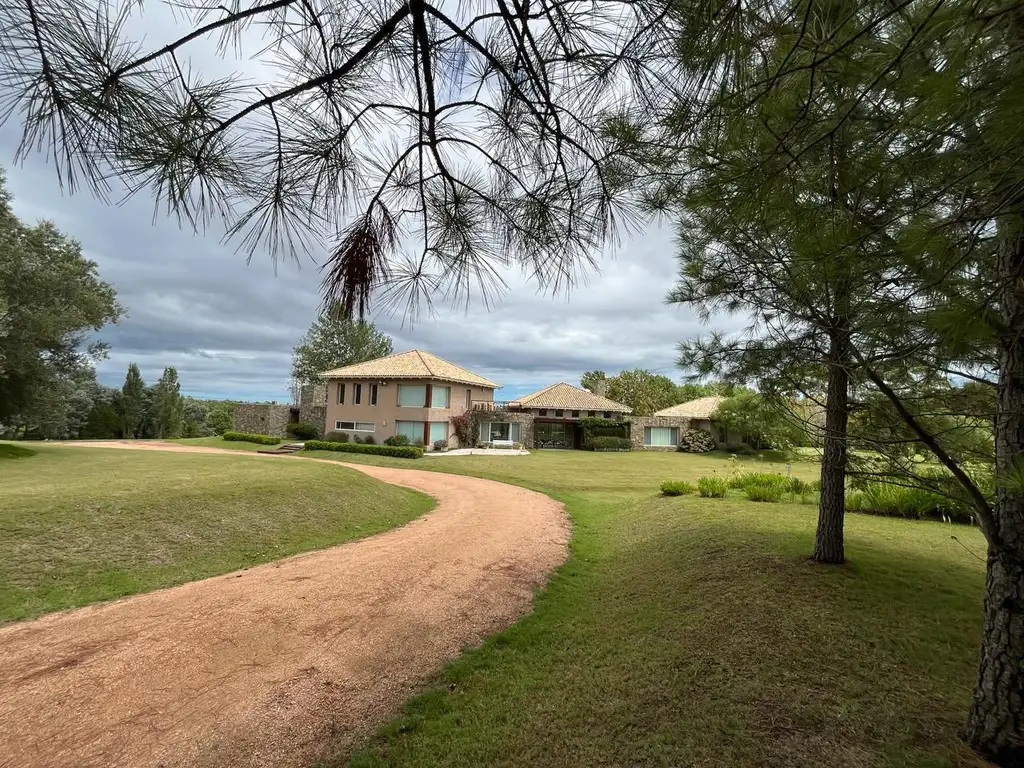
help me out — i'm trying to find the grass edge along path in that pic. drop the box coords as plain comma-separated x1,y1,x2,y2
0,443,434,622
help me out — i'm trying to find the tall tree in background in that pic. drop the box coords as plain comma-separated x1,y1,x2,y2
120,364,145,439
152,367,184,438
0,171,121,428
605,369,679,416
292,305,393,385
580,371,607,394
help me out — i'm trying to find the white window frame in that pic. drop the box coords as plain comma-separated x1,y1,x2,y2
643,426,678,447
335,420,375,432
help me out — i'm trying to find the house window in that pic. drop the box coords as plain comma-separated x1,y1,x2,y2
588,410,596,417
479,421,521,442
371,384,378,405
398,384,427,407
354,383,362,405
555,409,564,417
396,420,425,443
429,422,447,444
603,411,611,418
539,409,548,416
536,421,568,448
466,389,472,409
335,421,375,432
337,383,345,404
644,426,679,447
433,386,451,408
572,410,580,418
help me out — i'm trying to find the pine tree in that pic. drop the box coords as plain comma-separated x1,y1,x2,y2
120,364,145,439
152,368,184,439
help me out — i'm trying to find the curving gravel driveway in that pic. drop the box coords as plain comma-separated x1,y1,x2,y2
0,445,569,768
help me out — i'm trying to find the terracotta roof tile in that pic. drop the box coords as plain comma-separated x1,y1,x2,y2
321,350,501,388
653,396,726,419
511,382,632,413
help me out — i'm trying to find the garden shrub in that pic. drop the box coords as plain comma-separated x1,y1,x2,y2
362,435,376,445
745,482,784,502
845,480,976,525
223,431,282,445
677,429,716,453
661,480,696,496
451,413,473,447
728,472,788,490
303,440,423,459
384,434,411,446
433,439,449,451
787,477,813,500
286,422,320,440
324,431,349,442
592,436,631,451
697,477,728,498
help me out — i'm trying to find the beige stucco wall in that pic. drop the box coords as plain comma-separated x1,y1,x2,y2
324,377,494,445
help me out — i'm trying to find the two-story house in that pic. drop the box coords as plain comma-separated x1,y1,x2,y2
322,350,500,446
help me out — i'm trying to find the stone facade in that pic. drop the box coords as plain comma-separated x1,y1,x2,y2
298,384,328,435
469,410,535,448
233,403,295,437
629,415,691,451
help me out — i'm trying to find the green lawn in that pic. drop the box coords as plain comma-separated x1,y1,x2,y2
172,435,273,451
299,448,986,768
0,443,433,622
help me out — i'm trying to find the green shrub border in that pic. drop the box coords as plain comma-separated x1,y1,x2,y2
223,431,283,445
303,440,423,459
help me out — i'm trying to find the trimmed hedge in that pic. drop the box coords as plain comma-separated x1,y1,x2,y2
303,440,423,459
223,431,282,445
592,436,631,451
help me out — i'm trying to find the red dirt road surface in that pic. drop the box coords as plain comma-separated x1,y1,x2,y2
0,447,569,768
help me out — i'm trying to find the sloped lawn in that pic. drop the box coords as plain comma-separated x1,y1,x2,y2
0,443,433,622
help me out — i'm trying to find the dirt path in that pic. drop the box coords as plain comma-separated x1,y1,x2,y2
0,443,569,768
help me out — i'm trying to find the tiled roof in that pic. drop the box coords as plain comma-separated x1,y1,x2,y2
511,382,632,413
654,395,726,420
321,350,501,388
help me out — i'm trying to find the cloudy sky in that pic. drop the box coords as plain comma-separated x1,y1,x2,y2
0,5,743,403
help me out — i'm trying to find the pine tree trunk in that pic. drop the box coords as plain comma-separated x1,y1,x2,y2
813,331,850,564
966,211,1024,765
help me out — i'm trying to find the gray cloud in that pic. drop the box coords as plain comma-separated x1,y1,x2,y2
0,8,747,403
0,141,748,401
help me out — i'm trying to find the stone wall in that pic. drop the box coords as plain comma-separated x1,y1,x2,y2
629,415,691,451
233,404,294,437
298,384,328,436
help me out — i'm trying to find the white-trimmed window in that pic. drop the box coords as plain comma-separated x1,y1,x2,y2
644,426,679,447
479,421,521,442
432,386,451,408
398,384,427,407
335,421,375,432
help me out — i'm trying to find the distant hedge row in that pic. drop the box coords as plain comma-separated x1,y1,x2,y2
223,431,282,445
303,440,423,459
